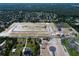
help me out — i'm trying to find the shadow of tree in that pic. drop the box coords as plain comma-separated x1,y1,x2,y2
49,46,56,56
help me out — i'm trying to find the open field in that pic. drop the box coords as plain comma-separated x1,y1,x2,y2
13,23,47,32
3,22,54,38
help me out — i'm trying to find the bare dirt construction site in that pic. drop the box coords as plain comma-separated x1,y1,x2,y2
0,22,70,56
5,22,54,38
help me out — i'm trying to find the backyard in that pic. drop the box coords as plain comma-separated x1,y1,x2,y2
9,38,26,56
26,38,40,56
62,39,79,56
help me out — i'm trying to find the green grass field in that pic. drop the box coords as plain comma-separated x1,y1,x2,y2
62,39,79,56
26,38,40,56
9,38,26,56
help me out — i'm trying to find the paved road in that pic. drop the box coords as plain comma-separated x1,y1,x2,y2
22,38,27,53
40,40,51,56
46,23,69,56
48,37,69,56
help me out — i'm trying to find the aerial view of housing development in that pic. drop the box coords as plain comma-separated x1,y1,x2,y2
0,3,79,56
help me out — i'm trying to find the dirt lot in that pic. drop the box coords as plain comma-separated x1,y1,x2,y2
5,22,55,38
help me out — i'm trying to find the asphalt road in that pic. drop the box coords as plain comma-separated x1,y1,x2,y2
48,37,69,56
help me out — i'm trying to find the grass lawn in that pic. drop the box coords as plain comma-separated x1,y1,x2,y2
26,38,40,56
9,38,26,56
63,39,69,47
55,22,70,28
75,34,79,40
62,23,70,28
68,48,79,56
62,39,79,56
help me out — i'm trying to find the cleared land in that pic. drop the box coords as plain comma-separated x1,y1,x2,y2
4,22,54,38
